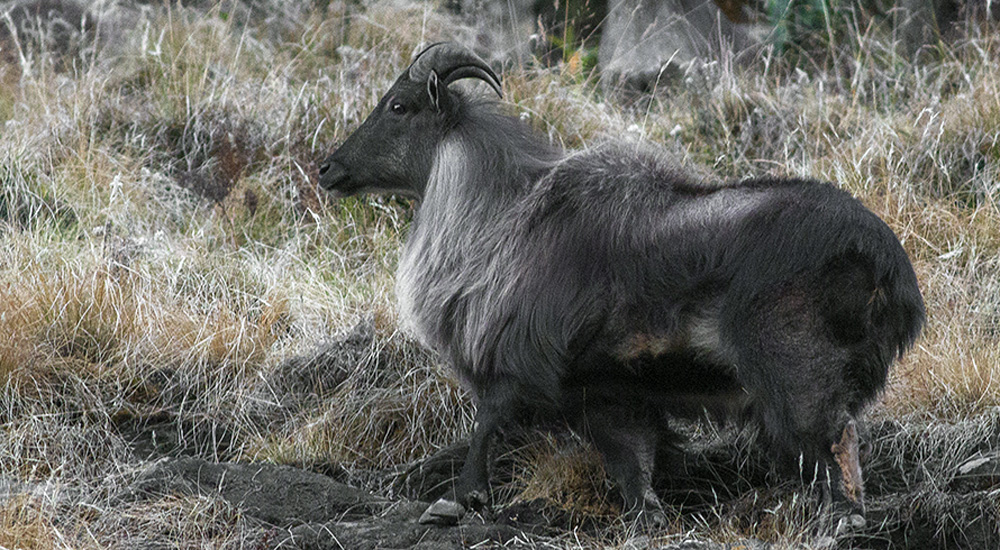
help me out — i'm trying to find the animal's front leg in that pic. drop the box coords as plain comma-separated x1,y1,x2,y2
419,395,504,525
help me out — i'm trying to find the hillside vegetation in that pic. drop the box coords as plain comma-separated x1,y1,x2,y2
1,1,998,548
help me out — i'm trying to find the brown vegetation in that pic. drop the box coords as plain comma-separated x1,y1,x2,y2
0,1,998,548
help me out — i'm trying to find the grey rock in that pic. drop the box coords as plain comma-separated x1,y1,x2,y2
848,490,1000,549
448,0,538,66
598,0,760,94
894,0,978,57
418,497,466,525
951,452,1000,492
115,409,239,461
266,321,375,406
0,0,95,67
277,502,522,550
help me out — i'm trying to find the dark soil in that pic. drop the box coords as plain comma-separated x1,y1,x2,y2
108,406,999,549
15,328,995,550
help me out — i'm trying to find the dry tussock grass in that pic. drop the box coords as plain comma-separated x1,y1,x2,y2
97,495,255,549
253,323,474,471
507,434,618,521
0,1,998,547
0,495,60,550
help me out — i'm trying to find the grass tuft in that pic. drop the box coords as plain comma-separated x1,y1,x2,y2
0,495,59,550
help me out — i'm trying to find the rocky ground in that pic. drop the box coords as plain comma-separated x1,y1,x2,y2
6,329,995,549
105,411,1000,548
104,443,1000,549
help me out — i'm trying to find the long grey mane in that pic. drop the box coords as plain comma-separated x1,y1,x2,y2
396,101,562,383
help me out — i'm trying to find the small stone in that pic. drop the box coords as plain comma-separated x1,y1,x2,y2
951,453,1000,492
835,513,867,535
813,535,837,549
418,498,466,525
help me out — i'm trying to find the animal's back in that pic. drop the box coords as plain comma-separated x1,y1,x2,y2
504,144,924,407
514,146,924,513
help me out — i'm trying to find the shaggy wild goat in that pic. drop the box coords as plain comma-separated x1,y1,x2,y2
317,42,925,526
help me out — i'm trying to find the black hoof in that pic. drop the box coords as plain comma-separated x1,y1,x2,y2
462,489,489,511
633,508,669,531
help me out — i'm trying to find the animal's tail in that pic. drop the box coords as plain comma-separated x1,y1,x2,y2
816,211,925,401
869,236,926,366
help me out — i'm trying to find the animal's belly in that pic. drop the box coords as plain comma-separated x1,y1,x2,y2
563,351,747,421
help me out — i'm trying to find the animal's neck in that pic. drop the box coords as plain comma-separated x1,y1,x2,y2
418,112,560,229
395,112,560,352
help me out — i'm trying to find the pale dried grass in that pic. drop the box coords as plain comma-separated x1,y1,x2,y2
0,1,997,548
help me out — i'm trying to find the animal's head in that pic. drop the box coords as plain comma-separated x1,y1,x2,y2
317,42,502,199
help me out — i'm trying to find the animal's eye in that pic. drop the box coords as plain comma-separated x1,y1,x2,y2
390,101,407,115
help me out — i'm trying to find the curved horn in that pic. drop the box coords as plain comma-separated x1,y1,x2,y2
408,42,502,98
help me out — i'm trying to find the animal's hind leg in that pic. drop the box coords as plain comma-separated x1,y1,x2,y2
729,290,870,515
831,419,865,512
579,405,666,526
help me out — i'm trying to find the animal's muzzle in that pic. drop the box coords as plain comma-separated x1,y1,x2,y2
318,159,349,192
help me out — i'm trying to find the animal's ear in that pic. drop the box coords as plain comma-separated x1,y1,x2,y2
427,70,442,111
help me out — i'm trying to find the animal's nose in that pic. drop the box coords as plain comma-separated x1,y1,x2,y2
318,160,348,190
